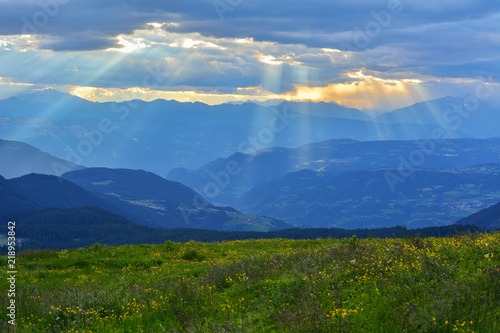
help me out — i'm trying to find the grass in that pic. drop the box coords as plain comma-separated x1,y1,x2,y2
1,232,499,332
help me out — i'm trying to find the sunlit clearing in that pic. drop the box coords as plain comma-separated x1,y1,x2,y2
284,71,426,110
112,35,150,53
69,86,277,105
146,22,164,29
182,39,224,49
67,71,429,112
260,55,283,66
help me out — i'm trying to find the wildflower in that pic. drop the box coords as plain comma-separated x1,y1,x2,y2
485,243,489,247
485,254,489,258
350,259,356,264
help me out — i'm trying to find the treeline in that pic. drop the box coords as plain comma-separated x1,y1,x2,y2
0,206,484,251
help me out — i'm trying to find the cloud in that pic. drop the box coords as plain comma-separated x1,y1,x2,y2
1,1,497,54
0,76,35,86
60,71,438,110
0,0,497,109
66,85,280,105
0,76,40,99
281,71,424,110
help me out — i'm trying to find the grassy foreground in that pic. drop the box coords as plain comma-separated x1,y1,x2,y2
1,232,499,332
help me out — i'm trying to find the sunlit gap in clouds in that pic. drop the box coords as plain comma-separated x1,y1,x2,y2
68,40,134,102
54,23,431,112
68,71,429,115
284,71,424,110
353,71,431,140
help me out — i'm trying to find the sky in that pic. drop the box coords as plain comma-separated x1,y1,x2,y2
0,0,498,111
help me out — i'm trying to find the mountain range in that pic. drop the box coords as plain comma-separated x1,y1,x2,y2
235,165,500,229
167,138,500,206
0,139,84,178
62,167,287,231
1,90,499,244
0,168,288,232
2,90,498,175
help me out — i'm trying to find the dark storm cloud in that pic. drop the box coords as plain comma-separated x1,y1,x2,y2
0,0,497,85
40,33,121,51
1,0,497,50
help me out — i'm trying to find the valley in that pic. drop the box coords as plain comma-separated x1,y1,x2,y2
1,92,499,242
1,3,498,331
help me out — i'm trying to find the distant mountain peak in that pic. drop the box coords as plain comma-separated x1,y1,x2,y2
375,95,499,129
0,139,84,179
277,100,372,121
15,88,91,104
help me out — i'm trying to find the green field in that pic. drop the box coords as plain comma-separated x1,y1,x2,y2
1,232,499,332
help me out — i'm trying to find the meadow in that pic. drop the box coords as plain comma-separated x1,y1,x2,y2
1,232,499,332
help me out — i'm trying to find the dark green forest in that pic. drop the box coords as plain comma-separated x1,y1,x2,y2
0,206,483,250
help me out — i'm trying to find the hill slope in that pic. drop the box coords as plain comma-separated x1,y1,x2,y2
168,138,500,206
63,167,207,208
456,201,500,230
376,96,500,138
9,174,122,212
235,166,500,229
0,206,141,249
0,169,287,232
62,168,288,231
0,175,41,210
0,139,83,178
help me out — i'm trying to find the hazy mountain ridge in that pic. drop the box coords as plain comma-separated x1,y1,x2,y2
2,91,492,174
62,168,209,208
0,139,288,231
235,166,500,229
60,167,289,231
0,166,288,231
2,173,125,215
376,96,500,138
168,137,500,206
0,139,84,178
1,91,499,232
455,201,500,230
0,175,41,211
